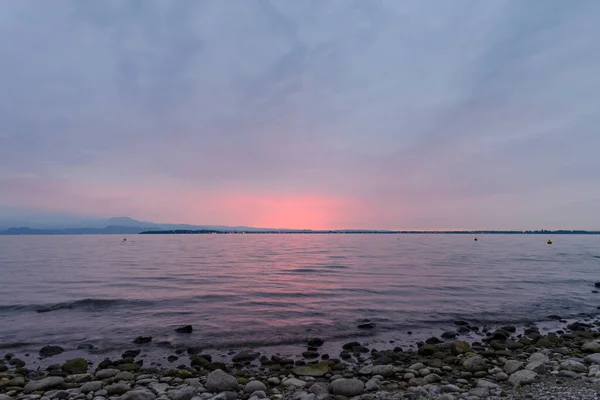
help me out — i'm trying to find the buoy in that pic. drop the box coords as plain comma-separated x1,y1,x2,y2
547,239,552,245
474,237,478,241
123,237,127,242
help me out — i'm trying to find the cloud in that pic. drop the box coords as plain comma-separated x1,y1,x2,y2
1,0,599,229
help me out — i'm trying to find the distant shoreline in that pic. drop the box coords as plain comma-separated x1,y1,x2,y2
139,229,600,235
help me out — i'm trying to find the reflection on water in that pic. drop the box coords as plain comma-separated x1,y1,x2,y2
0,234,599,351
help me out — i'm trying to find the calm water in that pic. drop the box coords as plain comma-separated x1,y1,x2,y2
1,234,599,358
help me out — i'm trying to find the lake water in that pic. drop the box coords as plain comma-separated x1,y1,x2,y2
1,234,599,363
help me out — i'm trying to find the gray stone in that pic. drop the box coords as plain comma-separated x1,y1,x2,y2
0,395,13,400
206,370,238,393
65,374,92,384
95,369,120,379
441,384,460,393
495,372,509,381
266,377,280,385
24,377,65,394
468,387,489,398
149,383,170,395
282,378,306,388
249,391,266,399
365,378,380,391
439,395,455,400
105,383,131,396
167,386,198,400
209,392,237,400
582,341,600,353
409,363,426,371
8,376,25,386
404,373,415,380
503,360,523,375
463,356,487,373
558,370,581,379
330,378,364,397
243,381,266,394
95,390,108,397
476,379,499,389
371,365,394,377
358,365,373,375
81,382,104,394
585,353,600,365
560,360,588,373
308,382,329,396
508,370,537,386
526,361,546,373
120,389,156,400
115,371,134,381
424,373,441,383
528,353,549,363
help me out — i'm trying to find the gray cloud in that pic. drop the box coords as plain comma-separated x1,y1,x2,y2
1,0,599,229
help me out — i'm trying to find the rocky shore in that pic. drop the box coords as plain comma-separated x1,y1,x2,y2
3,318,600,400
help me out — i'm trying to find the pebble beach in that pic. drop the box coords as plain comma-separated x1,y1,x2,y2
4,315,600,400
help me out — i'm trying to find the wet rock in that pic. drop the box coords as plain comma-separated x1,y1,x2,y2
122,350,141,359
294,362,330,377
206,369,238,392
357,322,375,329
418,344,435,356
582,341,600,353
95,369,120,379
560,360,588,373
133,336,152,344
24,377,65,393
190,356,210,368
282,378,306,388
372,364,394,377
468,387,489,398
81,381,104,394
585,353,600,365
39,345,64,358
330,378,364,397
503,360,523,375
451,341,472,356
175,325,193,334
167,385,198,400
301,351,320,359
558,370,581,379
231,350,259,363
526,361,547,373
508,370,537,386
425,337,442,345
441,331,458,339
62,358,88,374
307,338,324,347
168,356,178,363
244,381,266,394
115,371,134,381
528,352,550,363
120,388,156,400
105,383,131,396
463,356,487,373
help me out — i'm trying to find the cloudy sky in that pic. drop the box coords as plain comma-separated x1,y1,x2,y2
1,0,599,230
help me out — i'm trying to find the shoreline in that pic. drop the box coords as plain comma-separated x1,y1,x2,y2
3,315,600,399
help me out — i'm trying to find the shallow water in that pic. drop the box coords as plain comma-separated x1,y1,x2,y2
0,234,599,358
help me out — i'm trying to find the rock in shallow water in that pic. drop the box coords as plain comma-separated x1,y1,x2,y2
231,350,259,363
175,325,193,334
293,362,330,377
206,369,238,393
39,345,65,358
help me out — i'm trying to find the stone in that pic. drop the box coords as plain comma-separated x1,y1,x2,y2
294,363,330,377
495,372,509,381
167,386,197,400
133,336,152,344
451,341,472,356
508,370,537,386
121,389,156,400
441,384,460,393
503,360,524,375
243,381,266,394
282,378,306,388
526,361,546,373
175,325,193,333
95,369,120,379
302,351,320,359
476,379,499,389
307,338,324,347
527,353,549,364
582,341,600,353
81,381,104,394
267,377,280,385
441,331,458,339
372,365,394,377
8,376,25,386
105,383,131,396
418,344,435,356
558,370,581,379
424,373,441,383
463,356,487,373
117,363,140,372
468,387,490,398
65,374,93,383
39,346,65,358
115,371,134,381
308,382,329,396
330,378,364,397
24,377,65,393
560,360,588,373
365,378,380,392
585,354,600,365
62,358,88,374
206,370,238,393
231,350,259,363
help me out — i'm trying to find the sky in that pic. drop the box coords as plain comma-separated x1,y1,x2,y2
1,0,599,230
